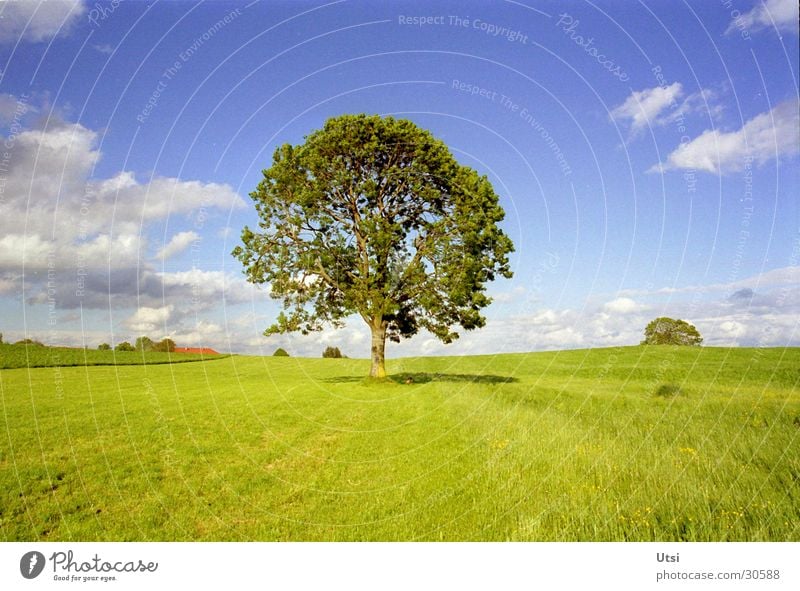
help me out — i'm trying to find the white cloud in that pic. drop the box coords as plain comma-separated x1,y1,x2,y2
92,43,114,55
491,285,527,304
611,83,683,133
619,266,800,298
718,320,747,340
658,88,723,127
0,117,246,311
652,99,800,173
156,231,200,260
0,0,86,44
726,0,799,36
604,297,643,314
0,92,34,123
165,320,227,349
125,305,174,333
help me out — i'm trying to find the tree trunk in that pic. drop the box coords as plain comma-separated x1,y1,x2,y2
369,321,387,378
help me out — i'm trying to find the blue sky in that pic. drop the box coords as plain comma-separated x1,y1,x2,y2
0,0,797,356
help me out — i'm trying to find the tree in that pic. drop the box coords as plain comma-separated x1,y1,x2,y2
641,317,703,346
135,336,155,351
115,341,135,352
0,332,3,344
272,347,290,357
233,115,514,378
322,346,343,358
154,338,176,352
98,343,111,350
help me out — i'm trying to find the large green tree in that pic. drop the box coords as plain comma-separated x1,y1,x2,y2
233,114,514,377
641,317,703,346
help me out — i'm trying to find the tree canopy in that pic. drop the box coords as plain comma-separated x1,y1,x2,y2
233,114,514,377
135,336,155,351
642,317,703,346
322,346,344,359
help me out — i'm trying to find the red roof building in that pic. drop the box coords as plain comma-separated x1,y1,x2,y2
173,347,220,355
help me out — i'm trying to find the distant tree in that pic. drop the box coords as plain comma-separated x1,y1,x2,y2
322,346,343,358
135,336,155,351
115,341,135,352
0,332,3,344
641,317,703,346
233,114,514,378
272,347,290,357
154,338,176,353
98,343,111,350
15,338,44,346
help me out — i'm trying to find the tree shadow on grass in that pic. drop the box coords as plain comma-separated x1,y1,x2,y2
322,373,518,385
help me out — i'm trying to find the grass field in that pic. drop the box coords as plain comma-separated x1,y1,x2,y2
0,343,229,369
1,346,798,541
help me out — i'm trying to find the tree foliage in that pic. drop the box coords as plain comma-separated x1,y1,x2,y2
135,336,155,351
322,346,343,359
272,347,290,357
642,317,703,346
98,343,111,350
233,114,514,377
154,338,176,353
115,341,135,352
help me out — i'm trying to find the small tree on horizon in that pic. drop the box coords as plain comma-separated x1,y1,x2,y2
322,346,343,358
233,114,514,378
135,336,155,351
273,347,290,357
115,341,135,352
641,317,703,346
154,338,176,352
98,343,111,350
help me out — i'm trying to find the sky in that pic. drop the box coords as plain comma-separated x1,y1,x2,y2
0,0,797,357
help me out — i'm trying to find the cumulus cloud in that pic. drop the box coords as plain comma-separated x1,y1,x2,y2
726,0,799,36
125,305,174,333
611,83,683,133
156,231,200,260
611,84,723,142
651,99,800,173
0,0,86,44
0,92,35,123
0,114,248,320
603,297,643,314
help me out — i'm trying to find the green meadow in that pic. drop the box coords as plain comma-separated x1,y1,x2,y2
0,343,227,369
1,346,798,541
